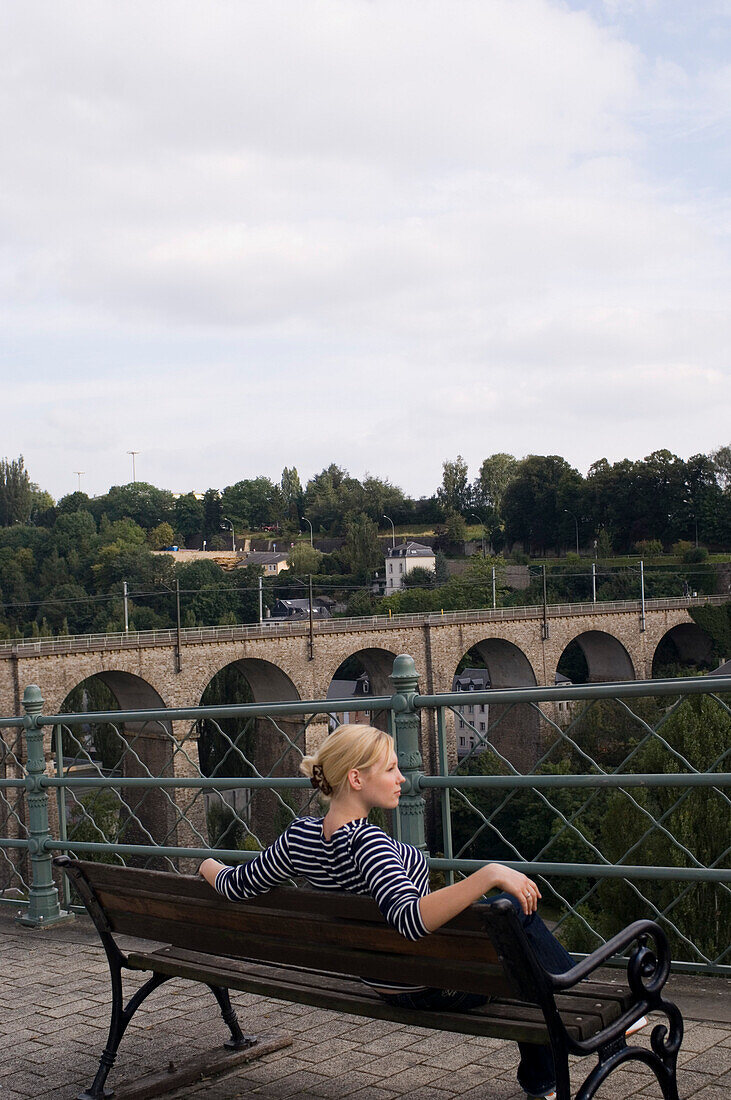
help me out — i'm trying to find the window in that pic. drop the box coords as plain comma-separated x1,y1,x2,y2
479,722,486,732
459,719,465,728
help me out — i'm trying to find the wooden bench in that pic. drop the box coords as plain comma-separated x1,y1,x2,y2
56,856,684,1100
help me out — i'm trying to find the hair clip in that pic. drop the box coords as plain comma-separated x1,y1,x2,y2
311,763,333,796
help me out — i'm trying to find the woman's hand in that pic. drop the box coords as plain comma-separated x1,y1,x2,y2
198,858,225,887
488,863,541,916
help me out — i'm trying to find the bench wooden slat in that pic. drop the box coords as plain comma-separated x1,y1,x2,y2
81,862,490,931
114,907,513,996
126,945,630,1044
94,885,500,962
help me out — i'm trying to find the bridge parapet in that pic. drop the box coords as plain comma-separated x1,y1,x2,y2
1,659,729,974
0,595,724,659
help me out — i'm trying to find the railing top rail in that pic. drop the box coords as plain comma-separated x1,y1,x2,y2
36,693,396,727
0,594,726,658
417,674,731,709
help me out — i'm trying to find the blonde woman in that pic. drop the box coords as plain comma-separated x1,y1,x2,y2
199,723,572,1100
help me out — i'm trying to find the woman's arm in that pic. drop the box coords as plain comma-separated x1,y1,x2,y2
198,858,226,887
419,863,541,932
198,828,298,900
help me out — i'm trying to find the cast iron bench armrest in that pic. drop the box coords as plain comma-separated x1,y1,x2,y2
548,919,681,1059
550,918,669,995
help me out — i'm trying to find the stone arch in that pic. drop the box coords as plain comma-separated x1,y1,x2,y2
558,631,635,684
453,638,540,770
197,658,303,846
199,657,301,706
58,670,175,867
326,646,399,734
652,623,714,677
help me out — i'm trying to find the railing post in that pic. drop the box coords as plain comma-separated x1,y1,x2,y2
18,685,72,928
391,654,427,851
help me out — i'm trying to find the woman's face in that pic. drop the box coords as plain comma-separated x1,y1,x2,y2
356,747,405,810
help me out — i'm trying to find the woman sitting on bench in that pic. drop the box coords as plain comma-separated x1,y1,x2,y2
199,723,574,1100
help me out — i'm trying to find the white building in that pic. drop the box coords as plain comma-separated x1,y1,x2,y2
384,541,436,593
452,667,490,758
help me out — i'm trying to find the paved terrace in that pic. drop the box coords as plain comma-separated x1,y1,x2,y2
1,909,728,1100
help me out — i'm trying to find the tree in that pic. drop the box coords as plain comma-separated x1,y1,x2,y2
52,511,98,557
174,560,261,627
583,458,639,552
634,450,689,544
0,456,33,526
286,542,323,575
30,487,55,525
343,513,382,576
437,456,471,516
305,465,362,532
503,455,583,554
147,522,175,550
711,444,731,492
174,493,204,544
598,694,730,960
434,550,450,585
473,453,518,515
202,488,223,544
90,482,175,530
221,477,281,530
402,566,436,589
280,467,304,526
361,476,406,524
346,589,376,616
57,491,92,516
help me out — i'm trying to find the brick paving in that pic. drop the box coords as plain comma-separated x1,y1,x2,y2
0,908,728,1100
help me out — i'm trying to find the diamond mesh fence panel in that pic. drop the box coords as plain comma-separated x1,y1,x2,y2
0,722,30,902
437,687,730,970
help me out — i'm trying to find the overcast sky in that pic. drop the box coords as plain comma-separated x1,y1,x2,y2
2,0,729,502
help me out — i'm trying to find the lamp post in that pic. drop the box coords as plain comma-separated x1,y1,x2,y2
563,509,579,555
468,513,486,556
127,451,139,484
301,516,313,546
383,514,396,548
221,517,235,552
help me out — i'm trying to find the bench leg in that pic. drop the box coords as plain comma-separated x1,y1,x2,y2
79,969,172,1100
575,1007,683,1100
207,984,258,1050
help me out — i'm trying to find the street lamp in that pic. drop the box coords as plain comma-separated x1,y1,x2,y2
301,516,313,546
468,513,486,556
383,514,395,548
127,451,140,484
563,509,579,555
221,517,235,552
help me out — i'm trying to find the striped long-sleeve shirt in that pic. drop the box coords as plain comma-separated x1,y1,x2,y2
214,816,430,941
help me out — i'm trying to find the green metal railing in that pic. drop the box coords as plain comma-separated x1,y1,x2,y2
1,655,729,972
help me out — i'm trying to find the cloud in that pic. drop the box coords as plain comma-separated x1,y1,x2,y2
0,0,728,499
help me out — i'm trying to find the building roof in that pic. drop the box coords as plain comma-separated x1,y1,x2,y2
238,552,289,566
707,659,731,677
452,667,490,691
271,597,331,618
386,541,435,559
326,674,371,701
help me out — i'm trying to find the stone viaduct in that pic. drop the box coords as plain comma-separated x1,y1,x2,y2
0,599,716,723
0,599,719,868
